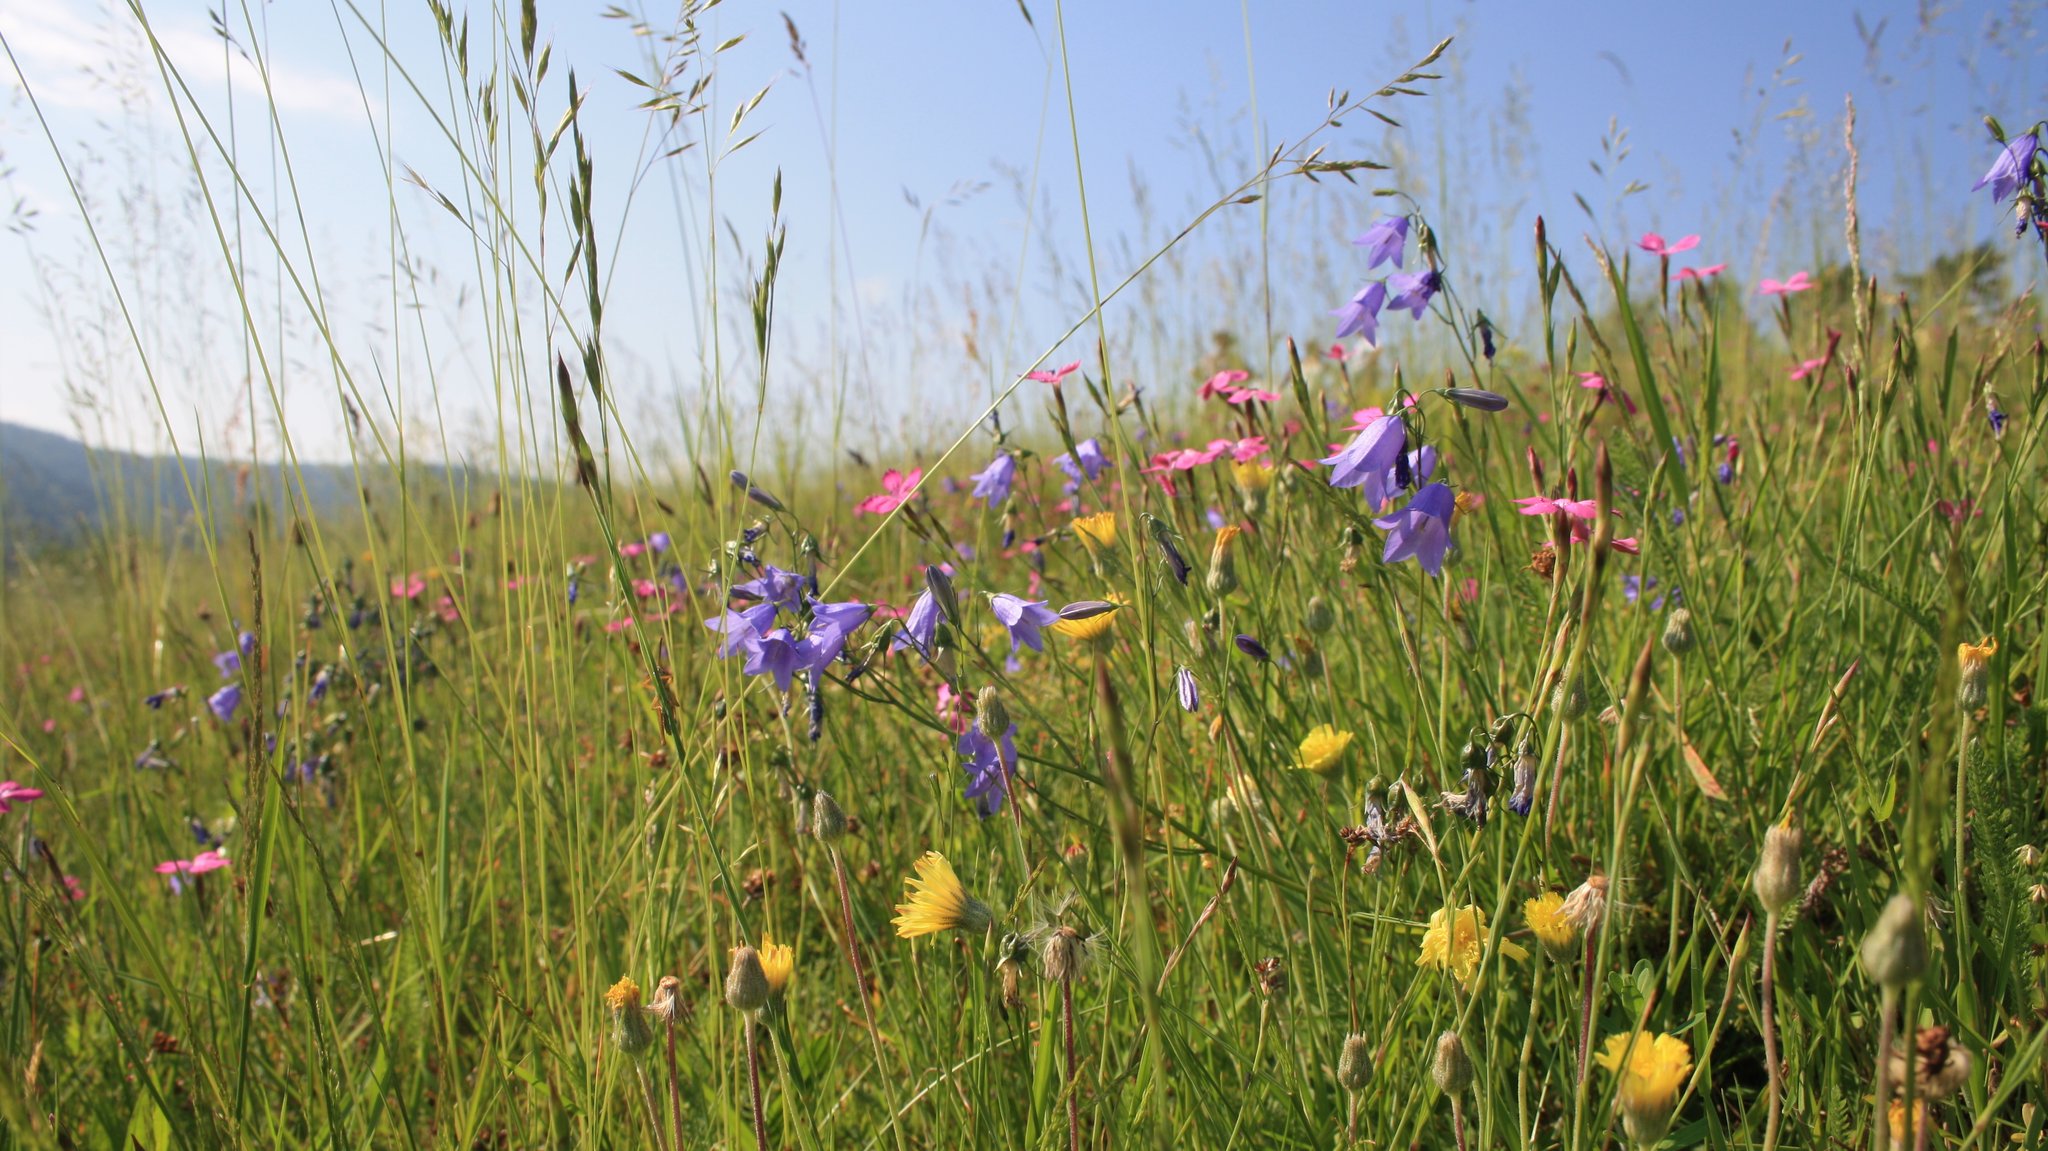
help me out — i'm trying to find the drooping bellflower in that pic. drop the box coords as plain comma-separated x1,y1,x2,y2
1974,132,2039,204
1353,215,1409,270
969,453,1017,504
1320,413,1408,509
989,593,1060,653
1052,439,1111,494
1332,282,1387,344
957,721,1018,816
1386,269,1442,319
1374,482,1457,575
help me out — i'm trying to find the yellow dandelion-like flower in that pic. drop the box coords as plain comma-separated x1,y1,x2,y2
1595,1031,1693,1145
1524,891,1579,960
1416,905,1528,986
1958,635,1999,667
1072,511,1118,550
1885,1098,1926,1151
1230,460,1274,492
604,976,643,1012
1958,635,1999,708
892,852,993,938
757,938,795,996
1294,724,1354,775
1050,600,1122,644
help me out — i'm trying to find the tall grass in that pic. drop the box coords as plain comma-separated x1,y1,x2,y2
0,4,2045,1150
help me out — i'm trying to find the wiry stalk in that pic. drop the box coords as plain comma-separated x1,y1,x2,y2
662,1010,686,1151
1063,977,1080,1151
745,1016,768,1151
1760,912,1783,1151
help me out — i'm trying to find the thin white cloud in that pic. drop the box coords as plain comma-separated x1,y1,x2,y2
0,0,372,121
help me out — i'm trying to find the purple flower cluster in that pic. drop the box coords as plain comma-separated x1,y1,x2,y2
704,564,872,694
1330,215,1440,345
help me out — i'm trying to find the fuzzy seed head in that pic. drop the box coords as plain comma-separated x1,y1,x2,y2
974,687,1011,743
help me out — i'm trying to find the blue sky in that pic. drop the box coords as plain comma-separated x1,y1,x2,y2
0,0,2037,461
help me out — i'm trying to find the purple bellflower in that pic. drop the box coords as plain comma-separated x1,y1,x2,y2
891,589,941,657
958,720,1017,817
1974,132,2039,204
733,565,805,613
207,683,242,723
1374,482,1457,575
1321,413,1408,509
989,593,1060,654
1353,216,1409,270
969,452,1017,504
1386,269,1442,319
1332,282,1387,344
1052,439,1111,494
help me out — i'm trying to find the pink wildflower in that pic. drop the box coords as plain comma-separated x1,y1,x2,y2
854,468,924,516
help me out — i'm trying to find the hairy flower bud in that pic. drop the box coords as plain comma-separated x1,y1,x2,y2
1661,607,1696,656
975,687,1011,743
1336,1033,1376,1093
1206,526,1242,599
1553,674,1590,720
1304,595,1335,634
1752,823,1803,917
810,790,847,844
1431,1030,1474,1095
725,946,771,1012
1859,894,1928,989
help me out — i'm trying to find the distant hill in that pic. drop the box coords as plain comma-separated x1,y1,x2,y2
0,421,458,549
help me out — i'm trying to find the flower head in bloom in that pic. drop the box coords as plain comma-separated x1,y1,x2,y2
704,603,778,658
1332,282,1387,343
855,468,924,516
958,721,1017,816
892,851,993,937
207,683,242,723
757,938,795,996
1294,724,1353,775
1595,1031,1693,1147
1973,132,2039,204
989,593,1059,653
1515,495,1599,521
1071,512,1117,551
156,849,231,876
1416,905,1527,986
1385,269,1442,319
1959,635,1999,709
0,781,44,813
1199,369,1250,400
1637,232,1700,256
1052,439,1111,494
1354,215,1409,269
1677,263,1726,281
891,589,941,657
969,452,1017,504
1374,482,1457,575
734,565,805,613
1230,459,1275,493
1758,272,1812,296
604,976,655,1056
390,573,426,600
1987,394,2008,438
143,686,185,710
1320,413,1407,507
212,649,241,678
1025,360,1081,385
1578,371,1639,415
1789,357,1828,381
1524,891,1579,960
648,531,672,553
